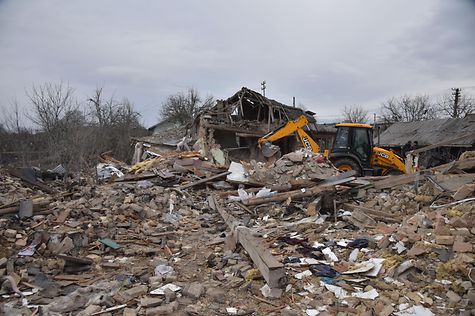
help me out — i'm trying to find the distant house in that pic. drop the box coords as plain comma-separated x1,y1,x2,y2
378,114,475,167
130,118,188,158
147,118,181,135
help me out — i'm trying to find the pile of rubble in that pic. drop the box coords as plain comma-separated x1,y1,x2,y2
240,150,339,186
1,151,474,315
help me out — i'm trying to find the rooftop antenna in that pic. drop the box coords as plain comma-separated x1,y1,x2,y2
261,81,266,97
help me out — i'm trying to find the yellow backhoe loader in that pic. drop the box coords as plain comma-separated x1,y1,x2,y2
258,115,407,176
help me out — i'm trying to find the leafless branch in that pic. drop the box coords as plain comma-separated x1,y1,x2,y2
342,105,369,123
160,88,214,125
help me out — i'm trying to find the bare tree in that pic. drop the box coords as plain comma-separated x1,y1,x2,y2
437,90,474,118
88,87,118,128
26,82,78,136
87,87,144,161
342,105,369,123
2,99,23,133
380,95,438,123
88,88,141,129
160,88,214,125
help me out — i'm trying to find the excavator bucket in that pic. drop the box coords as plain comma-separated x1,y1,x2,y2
261,142,280,158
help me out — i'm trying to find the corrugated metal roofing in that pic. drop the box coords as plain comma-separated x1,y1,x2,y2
378,114,475,147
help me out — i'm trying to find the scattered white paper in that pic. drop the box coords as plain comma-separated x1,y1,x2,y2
154,264,174,278
394,241,406,254
150,283,181,295
384,277,404,287
256,187,276,198
295,270,312,280
342,262,375,274
323,283,348,299
365,258,385,277
337,239,351,247
349,248,359,262
226,162,248,183
395,306,435,316
306,307,328,316
435,279,452,285
322,247,338,262
312,241,325,248
260,284,282,298
299,258,325,265
351,288,379,300
303,283,317,294
18,245,36,256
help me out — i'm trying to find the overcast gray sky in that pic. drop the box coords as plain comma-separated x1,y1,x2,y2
1,0,475,127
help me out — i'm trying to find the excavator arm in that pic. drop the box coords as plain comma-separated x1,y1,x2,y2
258,115,320,154
371,147,407,175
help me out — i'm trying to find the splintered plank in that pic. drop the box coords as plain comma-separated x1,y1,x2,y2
372,173,423,190
177,171,231,190
342,203,401,223
9,168,56,193
208,196,287,288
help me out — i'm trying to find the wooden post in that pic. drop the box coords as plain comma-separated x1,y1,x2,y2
208,196,287,288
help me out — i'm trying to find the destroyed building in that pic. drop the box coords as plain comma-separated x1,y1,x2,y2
378,114,475,167
191,87,319,163
1,99,475,315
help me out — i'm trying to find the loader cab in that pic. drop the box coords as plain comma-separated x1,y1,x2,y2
330,123,374,175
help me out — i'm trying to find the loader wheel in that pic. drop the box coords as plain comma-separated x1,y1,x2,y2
333,158,361,176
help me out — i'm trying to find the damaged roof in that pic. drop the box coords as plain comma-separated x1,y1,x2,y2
223,87,316,119
378,114,475,147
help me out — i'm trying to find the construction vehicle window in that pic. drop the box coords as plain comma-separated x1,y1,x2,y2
334,127,349,148
353,128,370,161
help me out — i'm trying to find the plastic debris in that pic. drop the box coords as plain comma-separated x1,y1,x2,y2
309,264,338,278
226,162,248,183
154,264,174,278
96,163,124,181
136,180,153,189
260,284,283,298
99,238,120,250
348,238,369,248
322,247,338,262
226,307,238,315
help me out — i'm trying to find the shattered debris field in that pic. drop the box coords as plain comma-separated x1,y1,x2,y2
1,150,475,315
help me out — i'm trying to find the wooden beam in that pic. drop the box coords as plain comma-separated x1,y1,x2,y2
410,133,474,155
242,184,335,206
431,157,475,173
208,196,287,288
202,123,265,135
0,200,50,216
342,203,401,223
176,171,231,190
218,183,293,198
372,173,423,190
241,176,354,206
9,168,56,194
